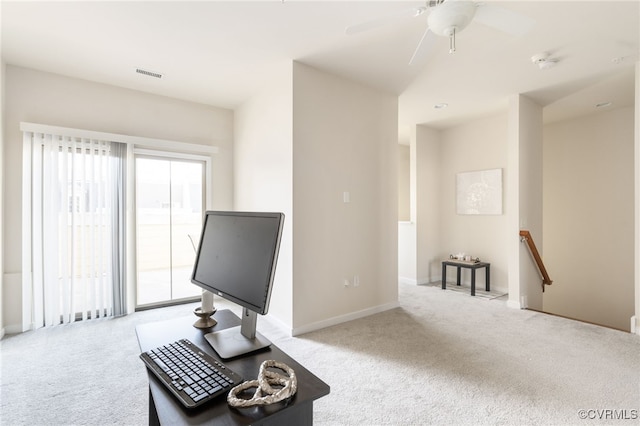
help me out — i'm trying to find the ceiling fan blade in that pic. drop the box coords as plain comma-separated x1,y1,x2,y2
345,6,426,35
473,3,536,37
409,27,437,66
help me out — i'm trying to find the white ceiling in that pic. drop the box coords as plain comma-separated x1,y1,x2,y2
2,1,639,142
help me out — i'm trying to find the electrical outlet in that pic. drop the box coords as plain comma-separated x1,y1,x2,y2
353,275,360,287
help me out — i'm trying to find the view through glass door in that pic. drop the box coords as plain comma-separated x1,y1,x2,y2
135,156,205,307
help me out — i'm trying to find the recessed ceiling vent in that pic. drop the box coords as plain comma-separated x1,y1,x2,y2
136,68,163,79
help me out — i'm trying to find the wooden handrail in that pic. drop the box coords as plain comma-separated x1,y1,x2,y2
519,230,553,291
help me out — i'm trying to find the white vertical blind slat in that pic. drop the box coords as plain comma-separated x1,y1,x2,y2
44,134,60,327
23,130,122,328
31,133,44,328
21,132,34,331
87,139,96,318
95,142,101,317
59,137,71,324
69,137,77,322
79,139,88,321
100,141,113,317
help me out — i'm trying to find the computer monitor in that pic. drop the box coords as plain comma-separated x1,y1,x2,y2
191,210,284,359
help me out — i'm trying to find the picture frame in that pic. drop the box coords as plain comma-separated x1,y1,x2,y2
456,168,503,215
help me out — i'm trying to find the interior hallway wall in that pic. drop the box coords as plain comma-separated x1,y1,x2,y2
292,62,398,334
234,63,294,328
543,106,634,332
415,125,441,284
0,60,5,337
398,141,415,286
439,113,510,293
236,62,399,335
405,114,510,293
635,61,640,335
398,144,410,222
510,95,544,311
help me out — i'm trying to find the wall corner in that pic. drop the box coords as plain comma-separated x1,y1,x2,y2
634,61,640,336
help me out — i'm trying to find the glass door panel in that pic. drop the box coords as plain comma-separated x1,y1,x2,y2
170,161,204,300
136,156,204,306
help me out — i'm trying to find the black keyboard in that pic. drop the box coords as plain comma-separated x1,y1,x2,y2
140,339,243,409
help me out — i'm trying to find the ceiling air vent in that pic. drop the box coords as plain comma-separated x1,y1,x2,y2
136,68,163,79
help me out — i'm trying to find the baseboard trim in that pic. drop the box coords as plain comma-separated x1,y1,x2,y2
399,276,430,286
2,323,25,336
292,301,400,337
506,299,522,309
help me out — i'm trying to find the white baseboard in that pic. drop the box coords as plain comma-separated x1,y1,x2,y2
398,276,431,286
631,316,638,335
2,323,25,336
398,277,418,285
506,299,522,309
399,276,418,285
262,312,293,338
292,301,400,337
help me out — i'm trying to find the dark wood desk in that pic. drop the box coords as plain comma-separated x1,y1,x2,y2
136,309,330,425
441,260,490,296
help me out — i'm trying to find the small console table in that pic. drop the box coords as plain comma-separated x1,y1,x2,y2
441,260,490,296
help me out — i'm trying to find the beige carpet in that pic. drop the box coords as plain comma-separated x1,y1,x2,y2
1,283,638,425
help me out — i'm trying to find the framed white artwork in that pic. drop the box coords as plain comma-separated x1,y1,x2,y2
456,168,503,215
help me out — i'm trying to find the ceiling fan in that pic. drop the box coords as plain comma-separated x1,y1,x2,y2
345,0,536,65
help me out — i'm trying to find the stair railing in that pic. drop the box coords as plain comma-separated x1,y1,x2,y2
519,230,553,291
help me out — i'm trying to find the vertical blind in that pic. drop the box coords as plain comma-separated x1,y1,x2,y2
23,130,126,328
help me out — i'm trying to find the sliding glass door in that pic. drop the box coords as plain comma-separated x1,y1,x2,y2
135,156,205,307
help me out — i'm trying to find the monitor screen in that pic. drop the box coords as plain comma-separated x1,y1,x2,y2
191,211,284,315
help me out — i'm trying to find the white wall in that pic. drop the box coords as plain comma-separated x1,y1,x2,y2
404,92,635,330
543,106,634,331
405,114,510,292
509,95,544,311
415,125,441,284
234,63,294,328
398,144,410,222
397,143,414,283
439,113,510,293
292,62,398,333
0,60,5,338
2,65,234,332
399,124,436,286
398,127,422,286
636,61,640,335
398,221,417,285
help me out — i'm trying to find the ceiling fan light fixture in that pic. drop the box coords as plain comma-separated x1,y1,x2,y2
531,53,557,70
538,59,556,70
427,1,476,37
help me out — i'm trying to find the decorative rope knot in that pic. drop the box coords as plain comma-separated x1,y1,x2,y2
227,360,297,408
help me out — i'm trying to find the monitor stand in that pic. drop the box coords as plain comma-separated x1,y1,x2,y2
204,308,271,359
